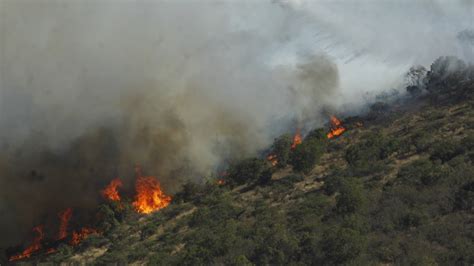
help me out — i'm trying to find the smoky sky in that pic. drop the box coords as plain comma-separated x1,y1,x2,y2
0,0,472,247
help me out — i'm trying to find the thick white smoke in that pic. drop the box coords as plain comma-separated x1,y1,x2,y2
0,0,472,247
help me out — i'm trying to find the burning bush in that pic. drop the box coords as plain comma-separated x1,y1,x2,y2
101,178,123,202
133,176,172,214
268,134,292,168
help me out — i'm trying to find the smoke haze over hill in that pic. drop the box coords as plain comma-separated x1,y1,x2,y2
0,0,472,247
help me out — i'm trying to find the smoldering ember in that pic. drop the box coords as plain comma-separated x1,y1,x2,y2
0,1,473,264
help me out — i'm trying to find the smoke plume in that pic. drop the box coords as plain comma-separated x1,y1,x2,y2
0,0,472,247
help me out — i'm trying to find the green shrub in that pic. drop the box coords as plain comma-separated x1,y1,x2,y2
96,204,120,233
345,133,393,175
411,131,432,152
268,134,292,168
321,227,366,264
290,138,326,174
397,210,428,230
250,206,299,265
397,158,443,186
272,175,304,192
141,223,159,239
430,140,464,163
454,181,474,211
128,245,149,261
230,255,254,266
174,182,204,203
257,168,273,185
304,128,327,142
228,158,267,185
47,244,74,263
323,174,345,195
335,179,366,215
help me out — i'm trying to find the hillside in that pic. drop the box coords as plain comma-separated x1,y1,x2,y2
4,57,474,265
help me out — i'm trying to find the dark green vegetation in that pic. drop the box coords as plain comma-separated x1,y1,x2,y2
8,57,474,265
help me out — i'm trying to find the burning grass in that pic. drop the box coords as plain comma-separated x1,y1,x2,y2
9,226,44,262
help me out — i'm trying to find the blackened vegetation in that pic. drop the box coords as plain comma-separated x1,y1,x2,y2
6,56,474,265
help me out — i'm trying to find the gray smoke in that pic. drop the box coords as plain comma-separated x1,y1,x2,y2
0,0,472,247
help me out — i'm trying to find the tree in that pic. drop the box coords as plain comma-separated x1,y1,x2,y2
335,179,366,215
269,134,292,168
321,227,366,264
290,138,325,174
405,65,427,89
228,158,267,185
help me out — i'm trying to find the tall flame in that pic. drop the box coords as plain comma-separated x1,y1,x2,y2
9,226,44,261
101,178,123,201
291,129,302,149
132,176,172,214
327,116,346,139
58,208,73,240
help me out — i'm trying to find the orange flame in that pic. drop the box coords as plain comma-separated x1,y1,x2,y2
217,179,226,185
46,248,56,255
267,154,278,166
132,176,172,214
9,226,44,261
327,116,346,139
291,129,302,149
101,178,123,201
58,208,73,240
70,228,99,246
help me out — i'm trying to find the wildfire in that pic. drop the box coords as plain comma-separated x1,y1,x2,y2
71,228,99,246
267,154,278,166
291,129,303,149
132,176,172,214
10,166,172,261
58,208,73,240
9,226,44,261
327,116,346,139
217,179,226,185
46,248,56,254
101,178,123,201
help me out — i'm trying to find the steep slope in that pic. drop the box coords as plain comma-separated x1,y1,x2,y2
4,57,474,265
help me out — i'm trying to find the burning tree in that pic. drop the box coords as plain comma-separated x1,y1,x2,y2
267,134,292,168
133,176,172,214
101,178,123,202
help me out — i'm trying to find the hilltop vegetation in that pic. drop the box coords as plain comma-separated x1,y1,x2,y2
4,56,474,265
